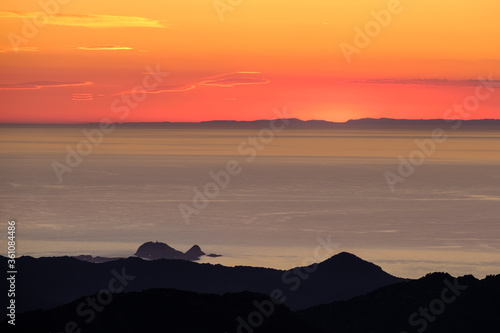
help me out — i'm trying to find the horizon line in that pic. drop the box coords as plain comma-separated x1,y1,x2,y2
1,117,500,125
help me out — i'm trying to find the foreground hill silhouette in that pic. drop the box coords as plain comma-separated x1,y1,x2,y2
2,289,322,333
0,252,403,316
3,273,499,332
298,272,500,332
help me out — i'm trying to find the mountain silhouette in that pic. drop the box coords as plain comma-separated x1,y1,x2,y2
14,118,500,130
4,273,499,332
298,272,500,332
0,252,403,317
1,289,322,333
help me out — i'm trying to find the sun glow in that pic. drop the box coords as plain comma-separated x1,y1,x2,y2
0,0,498,123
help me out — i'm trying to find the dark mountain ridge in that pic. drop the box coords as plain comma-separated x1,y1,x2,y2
2,289,322,333
0,252,403,316
298,272,500,332
4,272,499,332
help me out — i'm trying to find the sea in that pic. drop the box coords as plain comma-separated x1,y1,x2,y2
1,124,499,279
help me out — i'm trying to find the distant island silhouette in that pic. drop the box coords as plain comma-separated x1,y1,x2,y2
3,118,500,129
72,241,221,263
134,241,222,260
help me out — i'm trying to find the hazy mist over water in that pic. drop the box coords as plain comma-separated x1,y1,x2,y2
1,125,500,278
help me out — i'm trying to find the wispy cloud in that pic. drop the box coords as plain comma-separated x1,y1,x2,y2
0,11,21,19
348,78,500,87
72,93,94,101
199,76,270,87
77,45,133,51
114,71,270,96
0,81,93,90
0,45,134,52
0,46,38,53
149,72,269,93
197,72,269,88
139,84,196,93
0,11,168,28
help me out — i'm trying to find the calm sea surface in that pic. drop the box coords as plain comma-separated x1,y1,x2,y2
1,125,500,278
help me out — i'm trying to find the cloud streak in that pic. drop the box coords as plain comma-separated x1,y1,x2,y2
0,81,93,90
72,93,94,101
0,46,38,53
199,77,270,87
142,72,270,94
77,45,133,51
348,78,500,88
113,71,270,97
0,11,168,28
139,84,196,93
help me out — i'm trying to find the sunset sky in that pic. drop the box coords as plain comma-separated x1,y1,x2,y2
1,0,499,123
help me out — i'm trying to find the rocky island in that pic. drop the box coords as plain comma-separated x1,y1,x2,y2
73,241,221,263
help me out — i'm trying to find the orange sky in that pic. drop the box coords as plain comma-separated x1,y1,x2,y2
0,0,499,123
